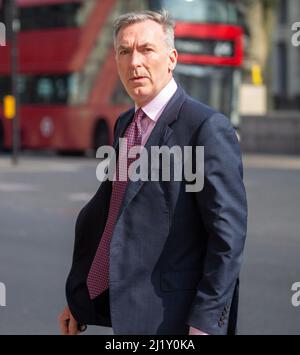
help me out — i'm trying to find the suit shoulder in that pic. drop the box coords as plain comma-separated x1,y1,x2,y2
182,95,218,120
179,94,223,129
178,94,235,138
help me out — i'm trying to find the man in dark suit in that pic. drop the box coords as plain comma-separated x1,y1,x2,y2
59,10,247,335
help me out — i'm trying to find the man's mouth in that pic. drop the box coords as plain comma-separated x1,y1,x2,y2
130,76,148,81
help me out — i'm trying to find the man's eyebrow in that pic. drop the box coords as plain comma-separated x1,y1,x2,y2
117,44,131,50
139,42,156,48
117,43,156,51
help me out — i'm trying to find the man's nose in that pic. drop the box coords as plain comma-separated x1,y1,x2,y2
130,50,143,68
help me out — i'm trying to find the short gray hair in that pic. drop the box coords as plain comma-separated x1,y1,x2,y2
113,10,175,50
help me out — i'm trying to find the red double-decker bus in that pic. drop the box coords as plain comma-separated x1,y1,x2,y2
150,0,243,128
0,0,243,153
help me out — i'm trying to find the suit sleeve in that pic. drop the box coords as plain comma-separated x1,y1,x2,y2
186,113,248,335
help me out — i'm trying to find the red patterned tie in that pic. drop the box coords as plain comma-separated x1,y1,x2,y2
87,108,145,299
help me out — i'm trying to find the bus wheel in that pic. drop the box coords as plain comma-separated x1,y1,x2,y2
93,120,109,152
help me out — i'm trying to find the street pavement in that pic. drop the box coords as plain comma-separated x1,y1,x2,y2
0,152,299,335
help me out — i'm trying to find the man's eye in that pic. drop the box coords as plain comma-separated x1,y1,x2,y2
143,48,153,52
120,50,129,55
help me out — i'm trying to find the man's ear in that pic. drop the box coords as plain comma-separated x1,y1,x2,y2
168,48,178,71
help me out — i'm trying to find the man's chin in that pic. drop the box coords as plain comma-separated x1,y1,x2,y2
131,88,152,104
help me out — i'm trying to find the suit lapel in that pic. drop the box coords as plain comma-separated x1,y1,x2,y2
117,86,187,220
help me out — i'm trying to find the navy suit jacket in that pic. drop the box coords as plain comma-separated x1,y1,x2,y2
66,86,247,335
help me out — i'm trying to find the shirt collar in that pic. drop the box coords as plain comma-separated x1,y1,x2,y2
135,78,178,122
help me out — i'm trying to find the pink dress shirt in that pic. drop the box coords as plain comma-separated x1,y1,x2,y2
136,78,177,146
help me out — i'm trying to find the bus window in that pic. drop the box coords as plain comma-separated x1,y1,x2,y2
149,0,238,25
174,64,233,118
0,3,4,22
37,78,55,103
111,79,133,106
31,75,71,104
0,76,11,101
1,74,87,106
19,3,82,31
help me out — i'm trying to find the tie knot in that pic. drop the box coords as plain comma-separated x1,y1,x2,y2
134,108,145,124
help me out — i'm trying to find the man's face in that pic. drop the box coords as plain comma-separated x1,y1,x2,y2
115,20,178,107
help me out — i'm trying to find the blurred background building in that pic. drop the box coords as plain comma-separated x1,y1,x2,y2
235,0,300,154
